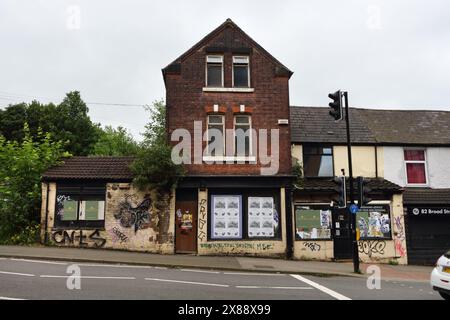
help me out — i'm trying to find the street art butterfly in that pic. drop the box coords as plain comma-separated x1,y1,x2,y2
114,196,152,234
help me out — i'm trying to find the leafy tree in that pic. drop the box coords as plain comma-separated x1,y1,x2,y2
131,100,185,191
91,126,140,156
0,124,69,243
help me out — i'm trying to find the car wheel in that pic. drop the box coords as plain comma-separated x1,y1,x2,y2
439,291,450,300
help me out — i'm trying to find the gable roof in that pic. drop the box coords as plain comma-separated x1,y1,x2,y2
42,156,134,181
290,106,450,145
162,18,293,80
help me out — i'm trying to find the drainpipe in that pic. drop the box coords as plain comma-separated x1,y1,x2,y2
285,187,294,259
375,145,379,178
43,182,50,244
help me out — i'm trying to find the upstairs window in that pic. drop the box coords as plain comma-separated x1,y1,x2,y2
234,115,252,156
303,145,333,177
233,56,250,87
207,115,225,156
404,149,427,185
206,55,223,87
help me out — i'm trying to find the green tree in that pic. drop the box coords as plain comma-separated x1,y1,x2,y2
91,126,140,156
0,124,69,244
131,100,185,191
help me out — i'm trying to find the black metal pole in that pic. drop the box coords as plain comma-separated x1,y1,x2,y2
343,91,360,273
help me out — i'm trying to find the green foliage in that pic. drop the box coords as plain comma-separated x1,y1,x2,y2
131,100,185,191
91,126,140,156
292,159,304,187
0,124,69,243
0,91,100,155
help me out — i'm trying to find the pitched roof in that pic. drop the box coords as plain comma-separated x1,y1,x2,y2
162,18,293,79
297,178,402,193
290,106,450,145
403,188,450,205
42,156,134,181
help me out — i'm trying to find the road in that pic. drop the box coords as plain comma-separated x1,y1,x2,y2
0,257,442,300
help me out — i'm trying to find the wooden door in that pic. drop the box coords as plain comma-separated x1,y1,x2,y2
175,200,198,253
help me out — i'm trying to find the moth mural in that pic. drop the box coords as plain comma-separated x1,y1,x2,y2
114,195,152,233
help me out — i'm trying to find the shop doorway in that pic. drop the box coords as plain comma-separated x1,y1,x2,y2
175,189,198,253
332,208,352,260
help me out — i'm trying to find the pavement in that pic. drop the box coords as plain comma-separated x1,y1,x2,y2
0,245,432,282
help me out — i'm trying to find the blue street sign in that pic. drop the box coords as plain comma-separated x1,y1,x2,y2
349,204,359,214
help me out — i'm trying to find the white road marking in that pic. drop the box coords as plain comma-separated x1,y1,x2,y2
180,269,220,274
0,296,26,300
0,270,35,277
223,272,285,276
290,274,351,300
10,258,67,265
236,285,313,290
145,277,229,287
154,267,167,270
0,258,7,260
78,263,153,269
40,275,136,280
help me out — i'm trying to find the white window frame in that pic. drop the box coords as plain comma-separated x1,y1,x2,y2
206,114,225,156
232,55,250,88
206,55,224,87
233,114,252,157
404,148,428,187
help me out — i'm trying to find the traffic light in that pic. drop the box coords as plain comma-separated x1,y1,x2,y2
328,90,343,121
333,176,347,208
357,176,372,207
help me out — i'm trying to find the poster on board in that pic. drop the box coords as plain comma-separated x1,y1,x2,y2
248,197,275,238
211,195,242,239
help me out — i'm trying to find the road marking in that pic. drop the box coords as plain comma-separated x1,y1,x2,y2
0,296,26,300
145,278,229,287
290,274,351,300
40,275,136,280
180,269,220,274
10,258,67,265
236,286,313,290
78,263,153,269
0,270,35,277
154,267,167,270
223,272,285,276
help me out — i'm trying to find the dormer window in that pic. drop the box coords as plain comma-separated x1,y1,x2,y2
233,56,250,87
206,55,223,87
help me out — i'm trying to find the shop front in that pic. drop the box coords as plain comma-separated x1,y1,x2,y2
292,178,407,264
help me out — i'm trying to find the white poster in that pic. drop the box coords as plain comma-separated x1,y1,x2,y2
211,195,242,239
248,197,275,238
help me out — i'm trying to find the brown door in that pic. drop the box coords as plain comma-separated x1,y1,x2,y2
175,200,198,253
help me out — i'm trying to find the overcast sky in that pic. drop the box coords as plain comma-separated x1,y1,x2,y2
1,0,449,139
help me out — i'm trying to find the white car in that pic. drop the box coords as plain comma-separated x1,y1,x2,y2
431,250,450,300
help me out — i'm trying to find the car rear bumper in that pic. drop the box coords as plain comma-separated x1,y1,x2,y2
431,267,450,292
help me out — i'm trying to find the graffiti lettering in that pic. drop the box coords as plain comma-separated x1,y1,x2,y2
198,198,207,241
303,242,321,252
393,216,406,258
115,195,152,233
111,226,129,243
199,242,274,251
52,229,106,248
56,195,72,217
358,240,386,257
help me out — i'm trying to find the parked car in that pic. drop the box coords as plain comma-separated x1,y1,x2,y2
431,250,450,300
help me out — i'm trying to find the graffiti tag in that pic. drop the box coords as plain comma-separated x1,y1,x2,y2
198,198,207,241
358,240,386,257
303,242,321,252
114,195,152,234
111,226,129,243
52,229,106,248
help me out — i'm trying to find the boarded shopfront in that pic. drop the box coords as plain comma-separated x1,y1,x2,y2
292,178,407,264
404,188,450,265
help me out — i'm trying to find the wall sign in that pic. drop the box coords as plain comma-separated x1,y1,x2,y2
211,195,242,239
408,206,450,216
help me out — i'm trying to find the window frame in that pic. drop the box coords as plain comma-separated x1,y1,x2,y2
232,55,250,88
294,203,333,241
233,114,252,157
302,144,334,178
205,55,224,87
404,148,428,186
206,114,225,157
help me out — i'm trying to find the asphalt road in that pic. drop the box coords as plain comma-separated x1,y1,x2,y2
0,257,442,300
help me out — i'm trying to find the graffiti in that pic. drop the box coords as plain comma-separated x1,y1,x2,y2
303,242,321,252
200,242,274,251
111,226,129,243
115,195,152,233
198,198,207,241
393,216,406,258
56,195,72,217
358,240,386,257
52,229,106,248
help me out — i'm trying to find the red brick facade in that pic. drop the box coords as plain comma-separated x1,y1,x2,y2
163,20,293,176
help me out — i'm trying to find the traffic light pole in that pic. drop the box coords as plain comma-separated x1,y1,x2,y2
343,91,360,273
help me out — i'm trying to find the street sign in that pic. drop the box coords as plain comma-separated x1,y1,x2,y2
349,204,359,214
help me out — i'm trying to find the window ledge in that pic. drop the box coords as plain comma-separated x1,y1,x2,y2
203,156,256,163
203,87,254,93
